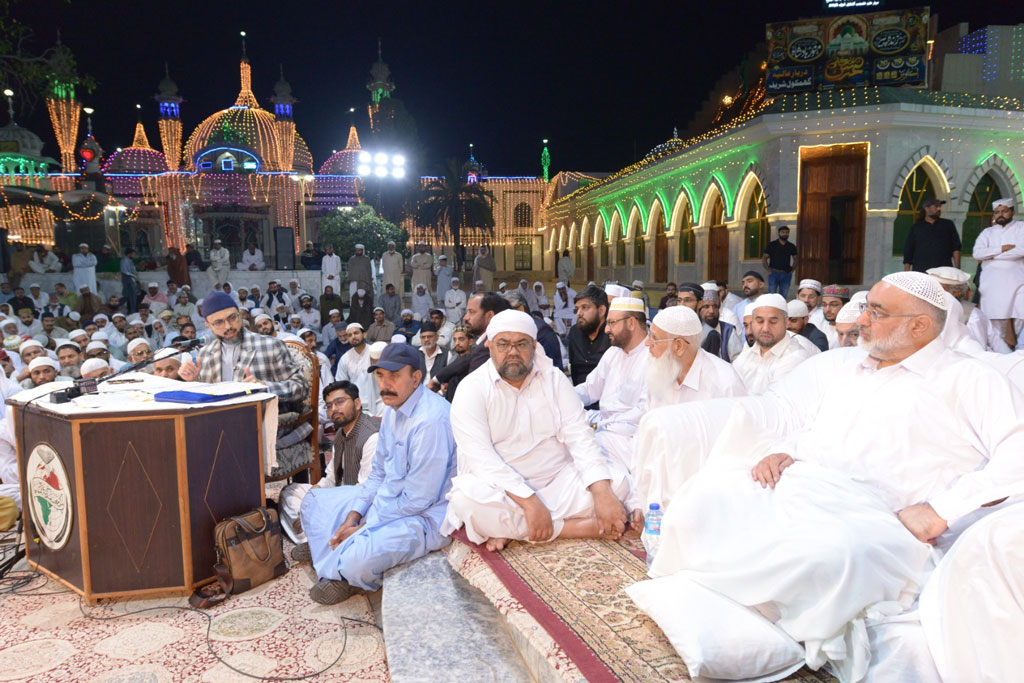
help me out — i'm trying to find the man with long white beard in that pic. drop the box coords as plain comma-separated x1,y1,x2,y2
573,297,650,471
644,305,746,410
641,272,1024,681
441,310,629,551
733,294,817,394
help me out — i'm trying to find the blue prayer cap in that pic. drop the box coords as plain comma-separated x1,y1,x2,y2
202,291,238,318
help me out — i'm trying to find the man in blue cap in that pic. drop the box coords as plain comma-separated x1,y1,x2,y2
298,342,457,604
178,291,307,403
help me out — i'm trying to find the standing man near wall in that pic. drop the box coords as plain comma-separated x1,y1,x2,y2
381,242,404,301
903,198,962,273
120,248,139,314
208,239,231,291
347,245,373,300
761,226,798,298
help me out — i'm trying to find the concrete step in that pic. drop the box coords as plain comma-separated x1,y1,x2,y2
381,551,532,682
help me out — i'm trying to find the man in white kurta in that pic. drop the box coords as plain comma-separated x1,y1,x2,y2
72,243,97,294
28,245,60,274
441,310,629,551
643,306,747,410
797,279,825,329
472,246,496,292
928,266,1013,352
380,242,404,299
972,197,1024,349
238,244,265,271
321,245,342,294
574,296,650,471
208,240,230,290
552,281,577,335
409,243,433,294
646,272,1024,680
334,323,382,417
444,277,467,323
434,255,452,303
733,294,817,395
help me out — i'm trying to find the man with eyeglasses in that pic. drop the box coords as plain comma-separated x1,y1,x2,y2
573,297,651,472
281,380,380,550
126,338,154,367
179,292,308,405
733,293,818,395
651,272,1024,680
442,310,629,552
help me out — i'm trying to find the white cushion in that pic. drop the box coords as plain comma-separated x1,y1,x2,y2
627,573,805,682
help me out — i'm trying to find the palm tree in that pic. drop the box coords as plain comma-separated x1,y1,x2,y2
417,158,495,266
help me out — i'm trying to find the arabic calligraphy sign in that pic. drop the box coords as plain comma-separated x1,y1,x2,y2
765,7,930,93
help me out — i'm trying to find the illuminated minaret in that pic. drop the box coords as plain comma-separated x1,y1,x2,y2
154,63,183,170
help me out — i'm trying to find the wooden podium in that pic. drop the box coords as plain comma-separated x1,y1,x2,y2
10,391,274,602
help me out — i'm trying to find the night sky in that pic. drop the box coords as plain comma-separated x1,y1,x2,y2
8,0,1014,177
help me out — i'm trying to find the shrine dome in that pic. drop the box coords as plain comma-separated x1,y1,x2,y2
102,122,169,174
183,59,313,173
318,126,362,175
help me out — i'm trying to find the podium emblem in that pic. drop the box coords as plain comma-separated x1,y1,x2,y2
26,444,73,550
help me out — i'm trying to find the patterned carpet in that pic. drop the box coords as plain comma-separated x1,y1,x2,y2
447,529,836,683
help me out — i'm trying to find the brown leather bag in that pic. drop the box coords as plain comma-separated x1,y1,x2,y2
189,507,288,608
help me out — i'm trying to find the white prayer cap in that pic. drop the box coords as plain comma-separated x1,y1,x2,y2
499,282,507,289
651,306,701,337
354,243,365,250
836,302,862,324
438,254,447,260
556,281,566,289
451,276,460,283
632,279,645,288
356,288,366,296
743,303,755,319
605,283,631,299
213,238,222,243
55,340,80,352
328,308,340,316
289,278,299,284
91,330,109,341
28,356,59,371
80,358,108,375
68,311,81,321
881,271,949,310
297,328,313,337
94,313,109,322
486,310,537,341
926,266,971,286
850,290,868,304
147,281,159,289
701,282,718,292
797,279,823,293
389,334,407,344
993,197,1015,210
400,308,413,316
346,322,364,332
28,283,40,289
69,329,88,340
251,308,265,316
368,341,388,359
533,281,544,289
112,312,126,320
415,283,427,291
289,313,301,321
519,278,528,285
78,242,89,248
253,313,272,324
609,297,646,314
127,338,151,353
127,314,142,324
786,300,809,318
85,341,107,353
18,339,42,354
474,280,483,286
751,293,788,314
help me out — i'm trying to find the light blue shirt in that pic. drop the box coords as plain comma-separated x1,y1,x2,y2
353,383,456,529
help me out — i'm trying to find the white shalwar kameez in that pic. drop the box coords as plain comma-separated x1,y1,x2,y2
444,288,467,323
380,250,404,298
72,252,97,294
964,304,1012,353
648,339,1024,681
973,219,1024,326
441,352,629,544
574,341,649,471
552,287,577,335
646,348,747,410
732,330,817,395
411,288,434,320
334,346,382,417
321,252,342,293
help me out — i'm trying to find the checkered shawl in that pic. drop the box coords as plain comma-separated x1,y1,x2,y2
196,326,308,402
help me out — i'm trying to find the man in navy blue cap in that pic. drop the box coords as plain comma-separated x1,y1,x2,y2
298,342,457,605
178,291,307,403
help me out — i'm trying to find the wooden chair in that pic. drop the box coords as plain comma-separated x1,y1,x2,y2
266,340,322,485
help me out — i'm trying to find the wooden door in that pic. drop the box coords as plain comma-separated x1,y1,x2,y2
708,226,730,284
799,166,831,284
798,144,867,284
655,229,668,282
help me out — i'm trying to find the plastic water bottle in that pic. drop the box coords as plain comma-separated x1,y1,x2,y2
643,503,662,568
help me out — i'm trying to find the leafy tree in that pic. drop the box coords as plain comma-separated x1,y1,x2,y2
316,203,408,260
417,158,495,260
0,1,95,117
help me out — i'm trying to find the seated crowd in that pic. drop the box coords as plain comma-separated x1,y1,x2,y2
1,229,1022,682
